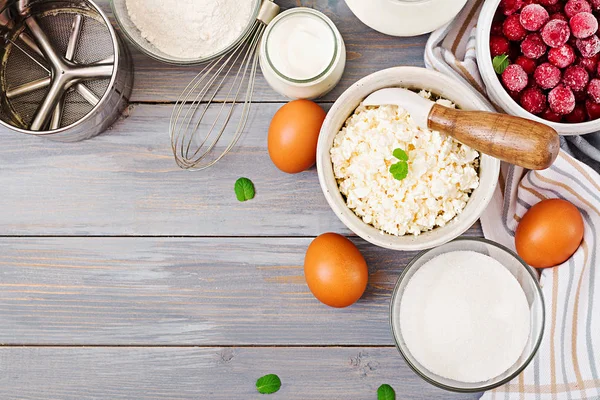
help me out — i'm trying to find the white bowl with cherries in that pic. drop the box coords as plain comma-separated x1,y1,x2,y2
477,0,600,135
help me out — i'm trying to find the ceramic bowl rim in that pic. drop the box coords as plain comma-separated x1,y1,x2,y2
316,66,501,251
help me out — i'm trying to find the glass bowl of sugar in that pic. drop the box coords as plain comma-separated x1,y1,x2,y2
390,237,545,392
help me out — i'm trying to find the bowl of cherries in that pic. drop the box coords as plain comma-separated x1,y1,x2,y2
477,0,600,135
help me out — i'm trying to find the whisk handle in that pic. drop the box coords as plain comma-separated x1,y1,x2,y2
257,0,280,25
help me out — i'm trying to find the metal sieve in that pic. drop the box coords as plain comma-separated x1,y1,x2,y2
0,0,133,141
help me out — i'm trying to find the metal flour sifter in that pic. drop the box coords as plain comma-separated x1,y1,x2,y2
0,0,133,141
169,0,280,171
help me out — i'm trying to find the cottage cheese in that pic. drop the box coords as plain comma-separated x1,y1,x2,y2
330,92,480,236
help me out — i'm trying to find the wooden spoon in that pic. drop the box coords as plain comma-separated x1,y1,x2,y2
363,88,560,170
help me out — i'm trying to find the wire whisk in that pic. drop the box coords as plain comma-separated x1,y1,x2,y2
170,0,280,171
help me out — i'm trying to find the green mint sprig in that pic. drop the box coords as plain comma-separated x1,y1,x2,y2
235,177,255,202
377,384,396,400
256,374,281,394
393,148,408,161
492,54,510,75
390,148,409,181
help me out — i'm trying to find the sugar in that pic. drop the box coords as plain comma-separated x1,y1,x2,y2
399,251,531,383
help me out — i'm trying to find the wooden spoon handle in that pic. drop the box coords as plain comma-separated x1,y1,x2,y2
428,104,560,170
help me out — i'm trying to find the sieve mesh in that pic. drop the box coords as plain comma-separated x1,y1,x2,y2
38,11,73,56
73,14,113,64
61,87,90,126
1,5,114,131
6,88,48,127
4,34,49,87
85,77,111,97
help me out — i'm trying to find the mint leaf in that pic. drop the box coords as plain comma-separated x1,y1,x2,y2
390,162,409,181
492,54,510,75
377,384,395,400
235,177,255,202
393,148,408,162
256,374,281,394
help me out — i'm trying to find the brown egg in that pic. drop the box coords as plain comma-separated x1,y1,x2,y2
515,199,584,268
268,100,326,174
304,233,369,308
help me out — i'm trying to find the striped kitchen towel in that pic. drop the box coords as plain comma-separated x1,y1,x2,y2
425,0,600,399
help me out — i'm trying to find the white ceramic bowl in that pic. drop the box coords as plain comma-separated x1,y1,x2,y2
476,0,600,136
344,0,468,37
316,67,501,251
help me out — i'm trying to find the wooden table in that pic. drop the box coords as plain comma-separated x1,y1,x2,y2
0,1,483,398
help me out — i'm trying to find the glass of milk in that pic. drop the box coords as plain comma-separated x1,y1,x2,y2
390,237,545,392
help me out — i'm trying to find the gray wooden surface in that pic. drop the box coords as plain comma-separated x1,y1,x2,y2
0,0,482,398
0,347,469,400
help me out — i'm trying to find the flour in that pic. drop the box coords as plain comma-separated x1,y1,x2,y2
399,251,531,383
125,0,255,59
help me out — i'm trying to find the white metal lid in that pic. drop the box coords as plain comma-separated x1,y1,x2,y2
344,0,468,37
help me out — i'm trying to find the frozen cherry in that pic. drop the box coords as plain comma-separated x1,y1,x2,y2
596,59,600,75
565,104,588,122
549,85,576,114
569,35,579,47
591,0,600,10
521,33,547,58
520,4,550,31
490,35,511,56
585,98,600,119
504,14,528,41
509,42,522,60
546,3,564,13
534,63,562,88
541,108,564,122
573,89,587,103
565,0,592,18
587,78,600,102
520,86,548,114
576,35,600,57
548,44,576,67
542,19,571,47
579,53,599,71
502,64,529,92
492,21,504,36
516,55,538,74
550,13,568,22
508,89,522,101
501,0,524,15
563,65,590,91
538,0,559,5
570,12,598,38
574,89,587,101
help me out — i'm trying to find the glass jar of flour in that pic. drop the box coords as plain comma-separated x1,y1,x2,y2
259,8,346,100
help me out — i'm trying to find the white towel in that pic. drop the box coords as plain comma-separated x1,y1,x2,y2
425,1,600,399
